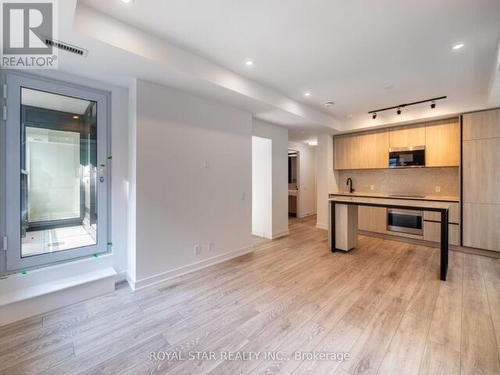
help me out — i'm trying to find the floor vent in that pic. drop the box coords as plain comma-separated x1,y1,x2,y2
45,38,88,57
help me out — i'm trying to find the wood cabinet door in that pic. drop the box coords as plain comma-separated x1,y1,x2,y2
358,131,389,169
334,136,348,170
358,206,387,233
425,120,460,167
334,134,361,170
389,125,426,148
463,138,500,204
423,222,460,246
423,203,460,224
463,203,500,251
463,109,500,140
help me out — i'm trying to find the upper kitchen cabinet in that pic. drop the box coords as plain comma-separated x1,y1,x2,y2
357,130,389,169
334,134,359,170
334,130,388,170
333,118,460,170
425,119,460,167
389,124,426,148
463,109,500,140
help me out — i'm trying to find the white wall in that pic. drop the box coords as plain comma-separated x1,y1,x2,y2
252,136,272,238
288,141,317,218
252,119,289,238
316,134,339,229
131,79,253,286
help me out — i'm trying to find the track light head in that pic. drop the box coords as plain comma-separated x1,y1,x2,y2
372,113,377,119
397,108,402,115
430,101,436,109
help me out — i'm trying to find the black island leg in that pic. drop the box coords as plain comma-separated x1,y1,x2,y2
440,208,449,281
330,200,336,252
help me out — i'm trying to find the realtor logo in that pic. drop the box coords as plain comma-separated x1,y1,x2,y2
1,0,58,68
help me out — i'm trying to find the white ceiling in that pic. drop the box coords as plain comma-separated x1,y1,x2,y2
80,0,500,131
57,1,500,136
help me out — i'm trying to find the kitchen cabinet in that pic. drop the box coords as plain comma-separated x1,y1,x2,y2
462,109,500,252
334,134,361,170
358,206,387,233
425,119,460,167
423,203,460,223
462,138,500,204
423,222,460,246
463,109,500,140
463,203,500,251
357,130,389,169
389,125,426,148
334,119,458,170
334,130,388,170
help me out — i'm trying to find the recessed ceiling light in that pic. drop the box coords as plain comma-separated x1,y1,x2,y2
452,43,464,50
306,139,318,146
245,59,254,66
72,115,80,120
304,91,311,97
121,0,133,3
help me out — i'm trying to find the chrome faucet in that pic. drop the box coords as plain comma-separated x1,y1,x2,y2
346,178,355,193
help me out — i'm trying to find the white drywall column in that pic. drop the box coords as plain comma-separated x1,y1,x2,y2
252,119,289,239
316,134,338,229
252,136,273,238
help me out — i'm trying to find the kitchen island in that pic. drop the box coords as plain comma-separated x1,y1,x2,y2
329,195,450,281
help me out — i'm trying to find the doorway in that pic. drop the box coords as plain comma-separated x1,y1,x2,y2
288,149,299,218
1,72,110,272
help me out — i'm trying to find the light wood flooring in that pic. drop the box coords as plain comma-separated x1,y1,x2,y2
1,215,499,374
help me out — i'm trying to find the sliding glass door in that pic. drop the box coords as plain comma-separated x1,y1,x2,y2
3,72,109,271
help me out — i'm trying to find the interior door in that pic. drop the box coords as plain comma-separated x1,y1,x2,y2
4,72,109,271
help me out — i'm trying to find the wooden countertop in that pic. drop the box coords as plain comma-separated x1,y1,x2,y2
330,191,459,203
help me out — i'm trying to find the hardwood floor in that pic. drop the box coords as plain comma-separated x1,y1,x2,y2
1,215,499,374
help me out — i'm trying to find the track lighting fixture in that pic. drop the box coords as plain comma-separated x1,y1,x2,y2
368,96,446,119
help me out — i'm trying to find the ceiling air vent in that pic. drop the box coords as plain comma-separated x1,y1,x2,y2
45,38,88,57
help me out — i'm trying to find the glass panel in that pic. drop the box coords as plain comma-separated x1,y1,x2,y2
20,88,98,257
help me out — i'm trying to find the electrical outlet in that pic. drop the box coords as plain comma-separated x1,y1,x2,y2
435,186,441,193
194,244,201,256
370,185,374,191
241,192,246,201
209,242,215,252
204,160,210,169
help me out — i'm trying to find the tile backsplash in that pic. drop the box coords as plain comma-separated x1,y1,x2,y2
338,167,459,197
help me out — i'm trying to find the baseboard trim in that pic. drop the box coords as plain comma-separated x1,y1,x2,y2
272,230,289,239
252,231,273,240
316,222,328,230
131,244,256,291
298,211,316,218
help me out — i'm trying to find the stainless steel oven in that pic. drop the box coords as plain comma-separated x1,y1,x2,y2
387,209,423,235
389,146,425,168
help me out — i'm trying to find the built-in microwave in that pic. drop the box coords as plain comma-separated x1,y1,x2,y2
388,146,425,168
387,209,423,235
